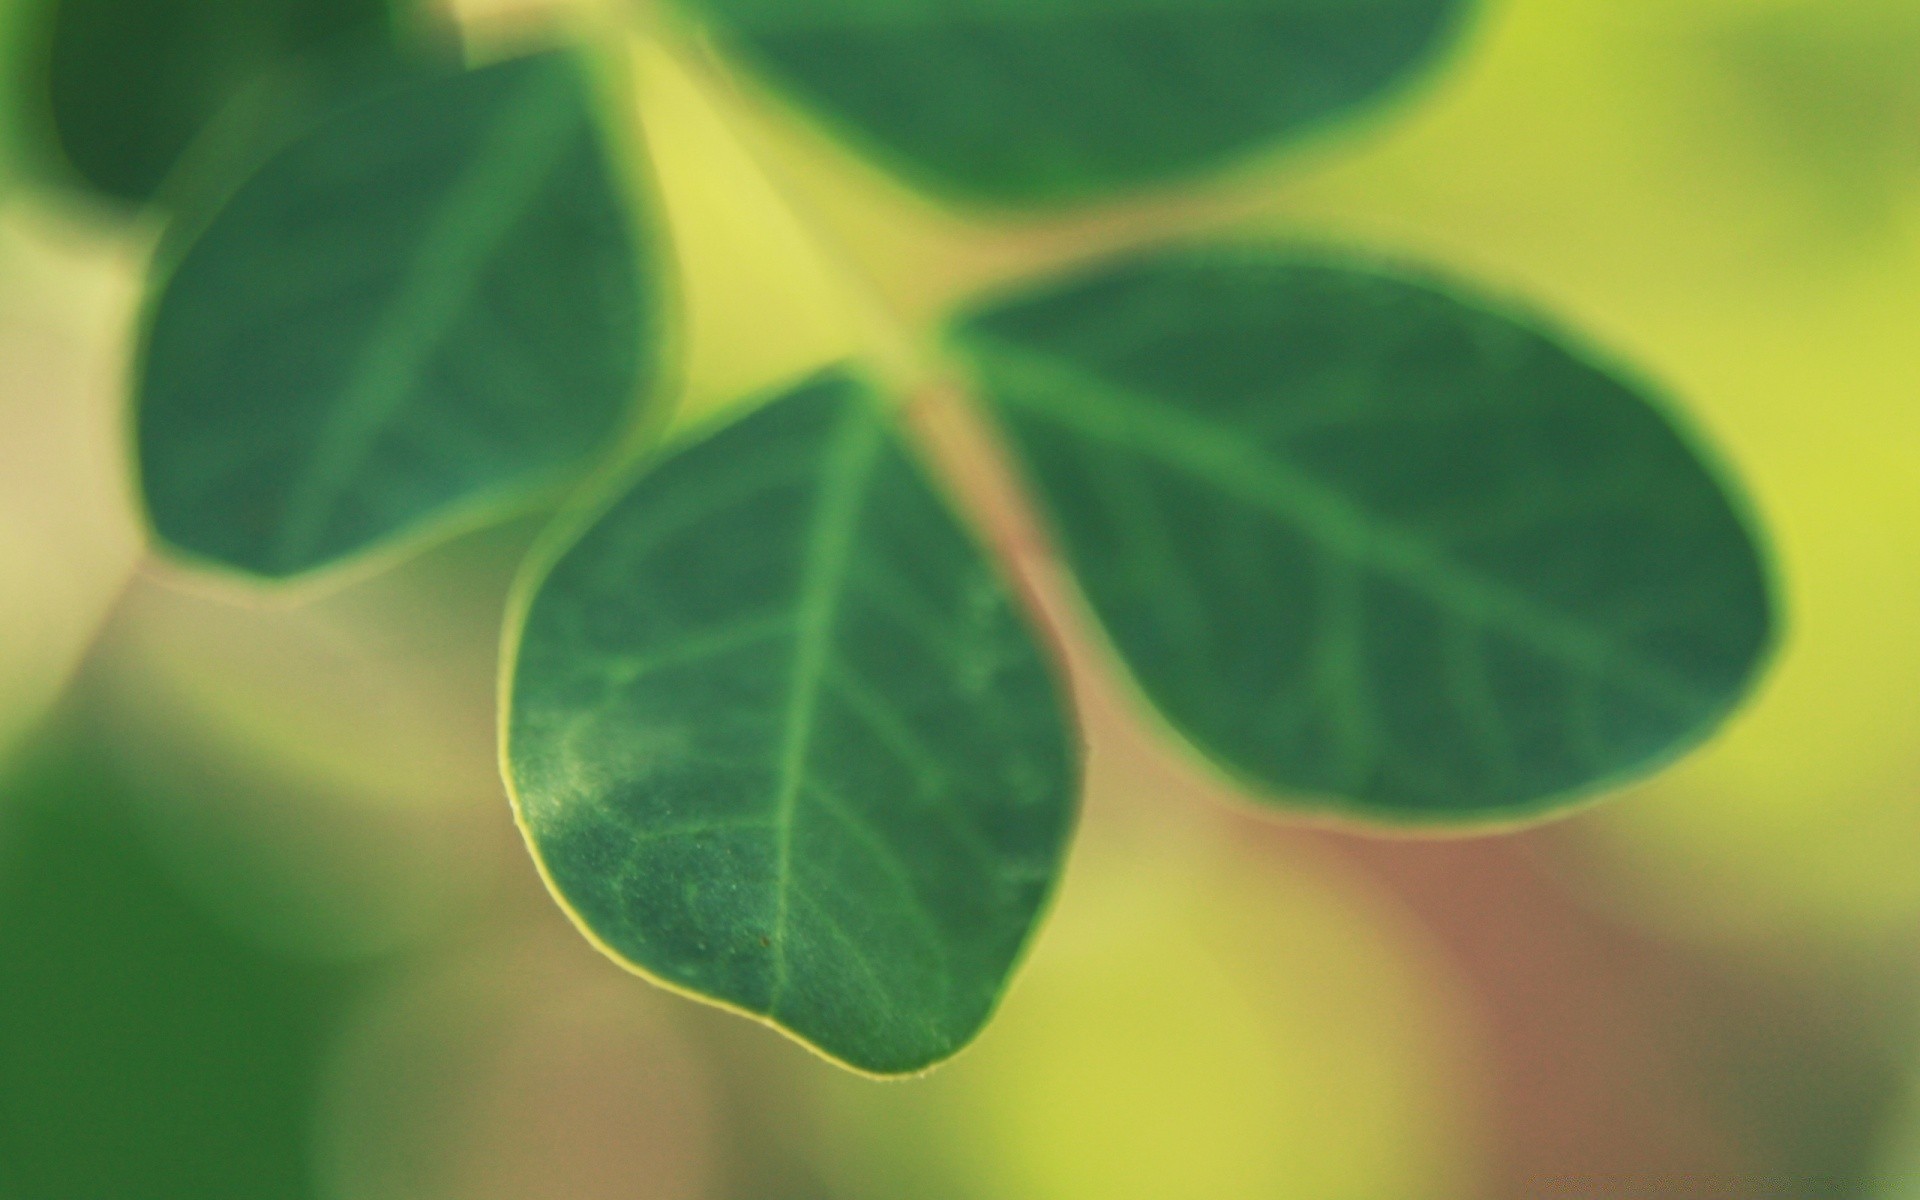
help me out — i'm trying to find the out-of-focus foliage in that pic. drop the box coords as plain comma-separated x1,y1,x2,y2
23,0,398,205
137,50,653,579
668,0,1471,205
0,0,23,181
0,756,348,1200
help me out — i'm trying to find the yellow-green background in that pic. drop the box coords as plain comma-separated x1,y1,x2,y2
5,0,1920,1195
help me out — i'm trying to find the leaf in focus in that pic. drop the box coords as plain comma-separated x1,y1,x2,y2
28,0,402,205
137,50,654,580
952,246,1774,822
671,0,1472,206
505,370,1077,1075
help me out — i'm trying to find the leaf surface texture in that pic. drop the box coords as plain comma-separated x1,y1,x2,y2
955,249,1774,820
507,371,1077,1073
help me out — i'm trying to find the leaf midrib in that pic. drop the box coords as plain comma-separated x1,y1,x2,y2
965,330,1720,715
766,399,884,1013
270,62,584,570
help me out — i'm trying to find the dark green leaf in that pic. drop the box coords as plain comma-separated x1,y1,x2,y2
673,0,1470,205
0,3,25,188
137,51,654,580
953,247,1775,822
28,0,404,204
505,371,1077,1075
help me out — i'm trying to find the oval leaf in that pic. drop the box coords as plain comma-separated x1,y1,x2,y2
32,0,402,204
952,247,1775,822
137,51,653,579
505,371,1078,1075
674,0,1470,205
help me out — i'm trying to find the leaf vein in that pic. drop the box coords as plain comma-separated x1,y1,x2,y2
972,334,1715,714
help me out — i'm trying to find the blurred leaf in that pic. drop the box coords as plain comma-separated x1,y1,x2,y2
1700,6,1920,233
27,0,402,205
137,50,655,580
0,754,345,1200
505,370,1077,1075
952,246,1774,822
0,2,24,184
672,0,1472,206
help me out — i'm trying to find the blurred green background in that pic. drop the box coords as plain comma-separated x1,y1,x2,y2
6,0,1920,1195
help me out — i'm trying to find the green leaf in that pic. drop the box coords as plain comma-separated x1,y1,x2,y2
137,51,654,580
28,0,405,204
672,0,1471,205
0,3,27,188
504,371,1077,1075
952,247,1775,822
